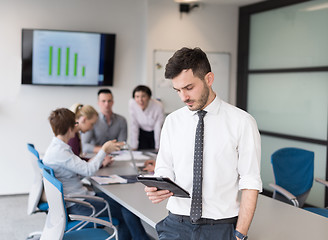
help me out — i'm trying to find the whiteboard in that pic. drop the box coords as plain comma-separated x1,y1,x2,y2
153,49,230,113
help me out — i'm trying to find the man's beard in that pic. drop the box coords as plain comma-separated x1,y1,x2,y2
186,83,209,111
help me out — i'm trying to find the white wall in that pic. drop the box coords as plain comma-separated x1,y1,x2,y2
0,0,239,194
146,0,238,105
0,0,148,194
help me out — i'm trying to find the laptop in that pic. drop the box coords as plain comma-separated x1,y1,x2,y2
119,143,150,182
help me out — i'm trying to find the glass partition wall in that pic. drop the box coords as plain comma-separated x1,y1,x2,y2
238,0,328,207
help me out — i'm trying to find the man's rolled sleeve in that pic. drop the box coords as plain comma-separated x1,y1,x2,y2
238,114,262,192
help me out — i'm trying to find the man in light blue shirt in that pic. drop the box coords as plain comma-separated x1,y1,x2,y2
81,88,127,153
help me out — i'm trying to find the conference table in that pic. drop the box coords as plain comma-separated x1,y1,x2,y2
91,160,328,240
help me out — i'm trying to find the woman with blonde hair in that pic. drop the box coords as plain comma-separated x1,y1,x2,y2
68,103,98,159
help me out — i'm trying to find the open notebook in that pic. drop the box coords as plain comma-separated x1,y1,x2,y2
91,175,128,185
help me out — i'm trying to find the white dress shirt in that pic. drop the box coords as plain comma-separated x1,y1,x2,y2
129,98,165,149
155,96,262,220
43,137,106,201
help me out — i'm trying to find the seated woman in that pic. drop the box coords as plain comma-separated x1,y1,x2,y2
43,108,150,240
68,104,107,162
129,85,165,150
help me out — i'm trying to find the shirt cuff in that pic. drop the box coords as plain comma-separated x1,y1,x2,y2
96,149,106,159
83,143,95,153
239,175,263,192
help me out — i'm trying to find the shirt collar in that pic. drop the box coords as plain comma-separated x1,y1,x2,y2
187,95,222,117
53,136,71,150
99,112,116,121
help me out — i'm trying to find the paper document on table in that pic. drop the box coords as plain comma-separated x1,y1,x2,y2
111,150,151,161
133,162,145,168
91,175,128,185
130,161,145,170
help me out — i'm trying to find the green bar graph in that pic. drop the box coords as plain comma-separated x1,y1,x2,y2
74,53,78,76
48,46,86,78
49,46,53,75
82,66,85,77
57,48,61,76
66,48,70,76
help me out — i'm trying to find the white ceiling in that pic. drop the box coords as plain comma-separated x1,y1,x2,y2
174,0,266,7
209,0,265,5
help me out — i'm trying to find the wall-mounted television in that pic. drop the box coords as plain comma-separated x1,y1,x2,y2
22,29,116,86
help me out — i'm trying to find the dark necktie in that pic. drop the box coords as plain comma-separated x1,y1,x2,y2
190,110,207,223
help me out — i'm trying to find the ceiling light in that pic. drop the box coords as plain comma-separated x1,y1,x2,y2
302,3,328,11
174,0,202,3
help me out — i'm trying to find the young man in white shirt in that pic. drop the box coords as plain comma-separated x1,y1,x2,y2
144,47,262,240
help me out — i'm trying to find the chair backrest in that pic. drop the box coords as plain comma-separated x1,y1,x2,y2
27,143,40,160
41,168,68,240
38,159,55,177
27,143,54,176
271,147,314,206
27,143,45,215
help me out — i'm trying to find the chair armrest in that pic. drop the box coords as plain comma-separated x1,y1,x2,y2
65,194,112,222
69,214,118,240
64,197,96,215
69,214,115,228
269,183,299,207
64,197,96,231
315,178,328,188
65,194,106,203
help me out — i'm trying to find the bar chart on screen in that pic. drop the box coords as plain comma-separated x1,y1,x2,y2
48,46,86,77
32,30,100,85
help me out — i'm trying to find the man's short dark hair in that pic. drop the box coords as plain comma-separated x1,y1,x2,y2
165,47,211,80
132,85,152,98
48,108,75,136
97,88,112,96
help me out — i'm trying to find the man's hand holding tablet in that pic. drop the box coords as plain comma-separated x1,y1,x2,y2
137,176,190,203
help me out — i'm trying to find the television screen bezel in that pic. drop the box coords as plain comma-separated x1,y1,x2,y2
21,28,116,86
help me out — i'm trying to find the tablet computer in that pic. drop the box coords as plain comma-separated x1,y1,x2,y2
137,176,190,198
